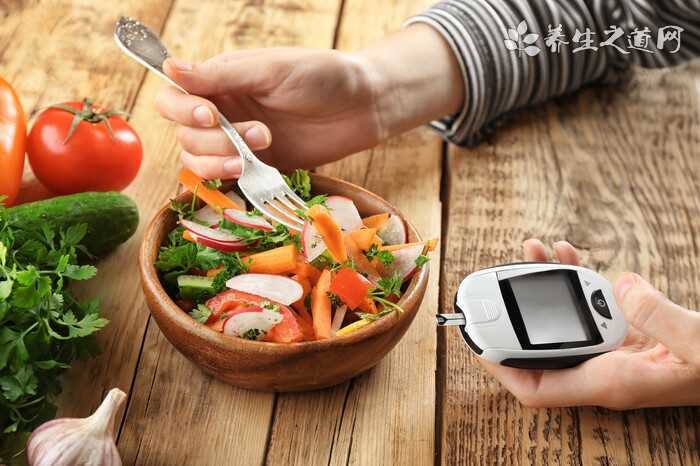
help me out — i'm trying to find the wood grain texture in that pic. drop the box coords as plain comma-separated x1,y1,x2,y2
264,2,442,465
112,1,343,465
0,0,176,419
440,63,700,466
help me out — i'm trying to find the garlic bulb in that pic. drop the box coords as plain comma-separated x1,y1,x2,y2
27,388,126,466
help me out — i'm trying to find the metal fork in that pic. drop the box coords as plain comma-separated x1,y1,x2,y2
114,17,307,231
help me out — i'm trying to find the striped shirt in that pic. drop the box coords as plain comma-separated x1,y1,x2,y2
407,1,700,145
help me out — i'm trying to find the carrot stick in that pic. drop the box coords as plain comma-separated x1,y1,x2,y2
247,244,298,274
349,228,377,251
291,274,313,323
306,205,347,263
206,265,225,278
380,240,439,253
182,230,196,243
358,297,378,314
293,260,322,284
362,213,389,230
345,235,380,281
178,168,243,211
312,269,332,340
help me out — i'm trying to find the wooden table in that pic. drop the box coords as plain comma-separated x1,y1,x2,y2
3,1,699,464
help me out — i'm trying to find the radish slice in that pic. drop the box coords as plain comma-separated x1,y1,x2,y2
380,244,424,280
325,196,363,232
224,209,274,231
224,190,247,210
223,308,282,339
187,232,248,253
377,214,408,245
302,221,326,262
193,205,222,227
226,274,304,306
181,219,243,243
331,305,348,335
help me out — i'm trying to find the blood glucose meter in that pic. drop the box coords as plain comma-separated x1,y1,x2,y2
437,263,627,369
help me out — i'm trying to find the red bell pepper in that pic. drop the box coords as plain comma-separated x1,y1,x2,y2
329,267,373,310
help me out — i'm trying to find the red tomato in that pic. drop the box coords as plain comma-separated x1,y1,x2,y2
27,98,142,194
205,290,303,343
0,76,26,206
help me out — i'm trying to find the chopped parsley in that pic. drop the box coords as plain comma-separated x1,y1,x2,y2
327,292,343,308
356,307,395,322
262,302,281,313
170,199,195,219
283,169,312,200
306,194,328,208
415,255,429,268
367,272,404,313
202,178,222,190
189,304,212,323
365,244,394,266
241,328,263,340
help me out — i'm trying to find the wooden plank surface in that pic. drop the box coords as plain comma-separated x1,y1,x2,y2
440,63,700,465
112,1,343,465
2,1,700,465
263,2,441,465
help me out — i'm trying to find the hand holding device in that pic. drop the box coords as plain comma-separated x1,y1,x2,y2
449,240,700,409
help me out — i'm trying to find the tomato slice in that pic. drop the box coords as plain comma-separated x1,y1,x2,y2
329,267,373,309
205,290,303,343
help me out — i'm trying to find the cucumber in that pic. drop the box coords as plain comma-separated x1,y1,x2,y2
177,275,215,300
6,192,139,258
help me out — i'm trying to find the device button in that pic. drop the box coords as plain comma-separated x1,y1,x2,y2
466,299,501,324
591,290,612,319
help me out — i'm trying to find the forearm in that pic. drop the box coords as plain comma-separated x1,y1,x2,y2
354,1,700,147
353,24,465,140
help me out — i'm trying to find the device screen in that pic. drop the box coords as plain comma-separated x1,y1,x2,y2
508,271,590,344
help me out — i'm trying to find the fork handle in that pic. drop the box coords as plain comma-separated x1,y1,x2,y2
218,113,257,170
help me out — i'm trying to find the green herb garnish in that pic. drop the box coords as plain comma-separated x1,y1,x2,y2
190,304,213,323
365,244,394,266
415,255,429,268
240,328,263,340
202,178,222,190
368,272,404,313
283,169,312,200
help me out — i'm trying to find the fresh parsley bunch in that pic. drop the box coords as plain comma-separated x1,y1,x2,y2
0,199,107,435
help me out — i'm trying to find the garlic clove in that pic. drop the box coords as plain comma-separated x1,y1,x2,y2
27,388,126,466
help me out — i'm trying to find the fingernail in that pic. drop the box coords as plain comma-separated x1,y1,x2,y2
170,58,193,71
223,158,242,176
244,126,270,148
615,273,639,301
193,106,215,126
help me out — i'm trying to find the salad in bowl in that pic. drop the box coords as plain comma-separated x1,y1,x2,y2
155,168,437,344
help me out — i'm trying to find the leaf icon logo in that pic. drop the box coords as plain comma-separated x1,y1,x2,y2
504,20,541,57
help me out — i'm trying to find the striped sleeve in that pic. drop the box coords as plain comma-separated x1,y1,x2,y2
405,0,700,145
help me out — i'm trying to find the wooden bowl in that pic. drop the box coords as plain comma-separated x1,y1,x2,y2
139,173,429,391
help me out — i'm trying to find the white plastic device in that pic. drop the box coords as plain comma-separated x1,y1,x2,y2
437,263,627,369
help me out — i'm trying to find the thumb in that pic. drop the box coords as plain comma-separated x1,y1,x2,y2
614,273,700,366
163,56,263,96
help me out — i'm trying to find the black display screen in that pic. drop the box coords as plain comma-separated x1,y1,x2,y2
499,270,602,350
